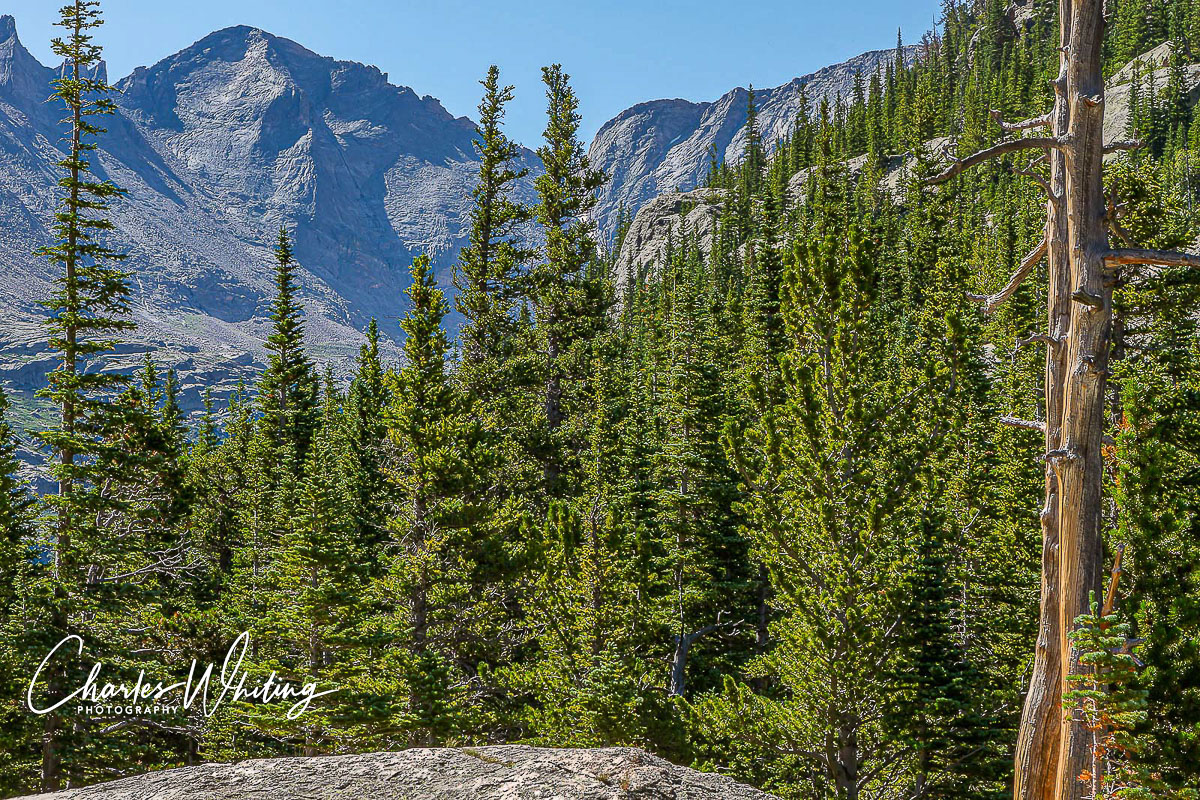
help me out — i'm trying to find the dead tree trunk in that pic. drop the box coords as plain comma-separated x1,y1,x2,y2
925,1,1200,796
668,614,738,696
1053,2,1110,796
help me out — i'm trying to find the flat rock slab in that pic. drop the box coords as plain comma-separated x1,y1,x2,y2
14,746,777,800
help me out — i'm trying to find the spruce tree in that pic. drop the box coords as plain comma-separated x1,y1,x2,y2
501,333,675,749
245,378,367,755
698,153,955,799
258,228,319,464
884,505,994,800
30,1,162,787
529,64,609,499
373,255,483,746
655,237,750,700
453,64,541,564
0,388,39,796
455,65,534,389
346,319,391,573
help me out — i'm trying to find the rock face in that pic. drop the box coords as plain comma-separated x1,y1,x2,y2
588,46,917,240
0,11,924,426
12,747,777,800
613,188,726,289
1104,42,1200,146
0,15,538,421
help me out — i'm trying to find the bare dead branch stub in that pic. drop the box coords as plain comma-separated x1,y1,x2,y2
990,109,1052,132
1104,248,1200,269
967,238,1049,313
1000,416,1047,434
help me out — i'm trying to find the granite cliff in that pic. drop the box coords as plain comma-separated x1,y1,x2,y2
587,46,917,240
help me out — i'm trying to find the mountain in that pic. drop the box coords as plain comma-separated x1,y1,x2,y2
0,16,538,422
587,46,916,239
0,12,912,426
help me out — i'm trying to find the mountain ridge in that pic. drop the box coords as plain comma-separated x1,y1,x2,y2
587,46,918,238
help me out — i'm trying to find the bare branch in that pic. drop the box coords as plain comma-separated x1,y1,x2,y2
1103,139,1143,154
1072,289,1105,308
1017,332,1060,348
1109,218,1136,248
1104,248,1200,269
1015,164,1054,197
925,138,1064,185
98,718,195,736
1101,544,1125,619
1044,447,1079,463
991,109,1052,132
670,612,743,696
966,238,1048,313
1000,416,1046,434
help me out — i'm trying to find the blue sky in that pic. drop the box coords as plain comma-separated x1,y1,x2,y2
4,0,941,147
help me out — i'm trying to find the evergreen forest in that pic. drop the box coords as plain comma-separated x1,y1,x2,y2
3,0,1200,798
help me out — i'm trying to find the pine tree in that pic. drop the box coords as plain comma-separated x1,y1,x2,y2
346,319,391,573
372,255,483,746
740,87,765,197
30,1,164,787
244,378,367,755
528,64,609,499
500,337,674,749
656,238,750,701
699,155,955,799
453,63,541,551
455,65,534,389
885,505,994,800
258,228,319,464
1114,361,1200,789
0,388,40,796
1059,585,1194,799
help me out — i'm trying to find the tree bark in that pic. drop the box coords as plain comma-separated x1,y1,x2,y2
1013,4,1071,796
1053,1,1109,796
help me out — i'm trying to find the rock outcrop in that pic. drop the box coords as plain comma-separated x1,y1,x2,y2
12,747,777,800
1104,42,1200,146
588,47,918,240
615,41,1200,291
613,189,726,289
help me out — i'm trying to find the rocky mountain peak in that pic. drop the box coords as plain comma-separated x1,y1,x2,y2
0,16,51,102
52,58,107,84
0,14,538,423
